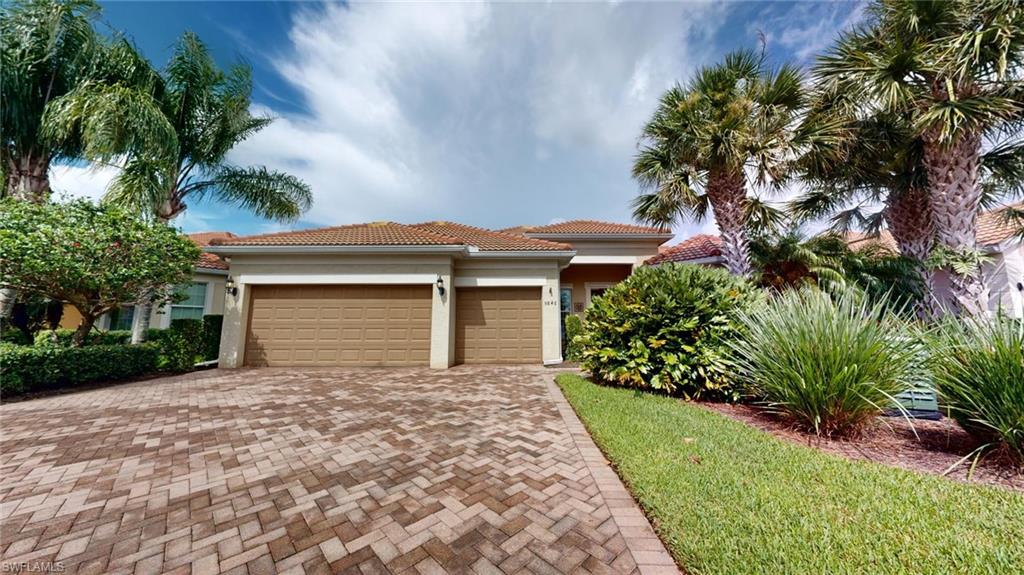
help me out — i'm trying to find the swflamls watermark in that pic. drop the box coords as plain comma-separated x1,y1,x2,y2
0,562,65,573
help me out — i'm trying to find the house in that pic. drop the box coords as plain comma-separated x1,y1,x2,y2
207,220,671,369
58,232,234,331
650,205,1024,317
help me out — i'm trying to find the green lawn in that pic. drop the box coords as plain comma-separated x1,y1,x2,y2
556,373,1024,575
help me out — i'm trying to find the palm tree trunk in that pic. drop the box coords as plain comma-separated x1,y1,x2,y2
707,169,752,277
883,186,937,316
922,130,986,316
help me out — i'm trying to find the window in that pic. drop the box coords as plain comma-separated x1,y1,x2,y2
109,306,135,331
170,282,207,321
585,283,615,307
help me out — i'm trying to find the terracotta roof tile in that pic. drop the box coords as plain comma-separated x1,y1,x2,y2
188,232,235,270
646,234,722,265
211,222,465,247
845,230,899,253
411,222,572,251
508,220,670,235
977,204,1021,246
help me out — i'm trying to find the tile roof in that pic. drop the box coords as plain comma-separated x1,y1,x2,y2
188,232,235,270
210,222,465,247
410,222,572,251
645,234,722,265
846,203,1022,252
210,221,572,252
503,220,670,235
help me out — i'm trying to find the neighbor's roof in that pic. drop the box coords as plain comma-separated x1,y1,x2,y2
501,220,670,236
845,203,1021,253
645,234,722,265
411,222,571,251
188,231,235,270
210,221,572,252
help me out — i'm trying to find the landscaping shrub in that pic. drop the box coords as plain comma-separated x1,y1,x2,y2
150,318,204,371
0,341,160,395
729,289,923,437
563,314,584,362
928,315,1024,463
34,329,132,347
201,314,223,361
577,263,761,399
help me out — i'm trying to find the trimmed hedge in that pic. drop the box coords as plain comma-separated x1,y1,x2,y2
201,315,223,361
34,329,132,347
148,318,204,371
563,314,584,362
1,342,160,395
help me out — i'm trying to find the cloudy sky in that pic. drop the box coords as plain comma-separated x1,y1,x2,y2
53,0,864,239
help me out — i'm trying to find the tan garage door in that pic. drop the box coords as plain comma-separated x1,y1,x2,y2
455,287,542,364
245,285,431,367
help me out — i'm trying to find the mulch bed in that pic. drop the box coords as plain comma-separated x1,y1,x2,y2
700,402,1023,492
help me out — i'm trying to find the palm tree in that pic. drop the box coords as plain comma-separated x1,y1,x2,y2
815,0,1024,315
631,50,810,277
1,0,171,317
103,32,312,342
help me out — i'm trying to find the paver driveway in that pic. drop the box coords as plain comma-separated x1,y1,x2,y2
0,366,676,575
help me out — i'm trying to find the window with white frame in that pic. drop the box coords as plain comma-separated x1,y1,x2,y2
109,306,135,331
170,282,207,320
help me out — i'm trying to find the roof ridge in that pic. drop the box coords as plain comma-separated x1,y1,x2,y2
409,221,574,251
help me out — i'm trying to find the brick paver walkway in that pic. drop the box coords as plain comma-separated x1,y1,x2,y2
0,366,677,575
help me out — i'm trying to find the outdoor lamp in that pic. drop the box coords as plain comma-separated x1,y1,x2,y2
436,276,446,296
225,276,238,297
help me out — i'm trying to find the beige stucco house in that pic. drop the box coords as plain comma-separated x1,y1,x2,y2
207,220,671,369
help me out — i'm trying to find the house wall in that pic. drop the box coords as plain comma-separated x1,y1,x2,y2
558,264,633,317
929,240,1023,318
220,253,455,369
453,258,565,364
560,239,665,265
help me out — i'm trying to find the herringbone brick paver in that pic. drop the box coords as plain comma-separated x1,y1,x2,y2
0,366,677,574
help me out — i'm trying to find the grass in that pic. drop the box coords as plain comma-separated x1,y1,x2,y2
556,373,1024,575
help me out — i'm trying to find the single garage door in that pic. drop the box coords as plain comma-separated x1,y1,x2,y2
455,287,542,364
245,285,431,367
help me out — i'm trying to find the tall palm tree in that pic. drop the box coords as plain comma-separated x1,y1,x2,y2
103,32,312,342
631,50,810,277
815,0,1024,315
1,0,171,317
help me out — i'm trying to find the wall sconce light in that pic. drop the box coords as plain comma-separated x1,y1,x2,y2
225,276,238,297
436,276,446,296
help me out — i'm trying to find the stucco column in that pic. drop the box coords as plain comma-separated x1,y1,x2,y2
542,275,562,364
219,282,250,368
430,270,454,369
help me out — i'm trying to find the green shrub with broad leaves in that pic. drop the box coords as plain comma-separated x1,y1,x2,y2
577,264,761,399
928,315,1024,463
201,315,223,361
729,289,923,437
149,318,205,371
34,329,132,347
0,341,160,395
563,314,584,362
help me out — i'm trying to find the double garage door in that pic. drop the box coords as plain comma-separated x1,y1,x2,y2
244,285,540,366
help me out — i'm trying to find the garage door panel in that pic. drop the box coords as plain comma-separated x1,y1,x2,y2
455,287,541,364
245,284,431,367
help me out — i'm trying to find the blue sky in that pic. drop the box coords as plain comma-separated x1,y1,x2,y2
52,1,864,239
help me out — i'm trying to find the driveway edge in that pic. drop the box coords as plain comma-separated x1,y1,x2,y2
545,376,681,575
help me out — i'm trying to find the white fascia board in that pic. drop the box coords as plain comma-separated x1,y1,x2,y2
524,231,675,240
569,255,641,265
464,249,577,259
234,272,436,282
453,277,546,287
194,267,229,276
207,244,467,255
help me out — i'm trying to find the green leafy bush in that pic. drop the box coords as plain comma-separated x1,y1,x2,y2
563,314,584,362
928,315,1024,463
0,341,160,395
201,315,223,361
150,318,204,371
729,289,923,437
577,264,761,399
34,329,132,347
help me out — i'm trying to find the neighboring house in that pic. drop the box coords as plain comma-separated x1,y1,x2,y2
58,232,234,331
644,234,724,267
206,220,671,369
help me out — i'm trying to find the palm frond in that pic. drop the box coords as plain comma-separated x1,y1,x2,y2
209,166,312,222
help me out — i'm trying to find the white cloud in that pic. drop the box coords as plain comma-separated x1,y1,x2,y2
49,164,118,202
227,1,730,230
